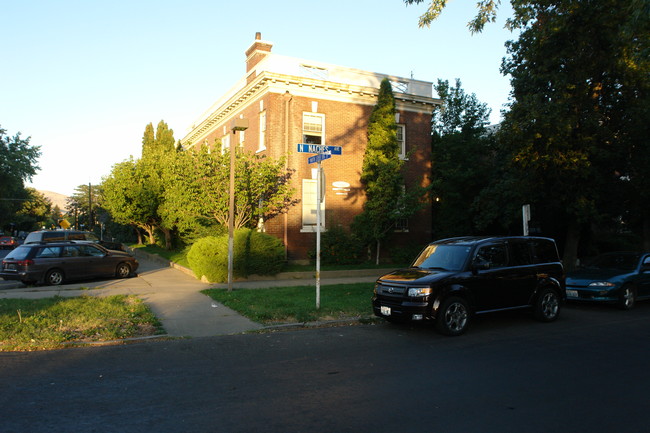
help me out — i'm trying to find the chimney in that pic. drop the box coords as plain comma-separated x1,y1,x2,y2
245,32,273,73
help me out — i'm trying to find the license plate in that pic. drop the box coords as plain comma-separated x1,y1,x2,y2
4,264,16,271
566,289,578,298
381,306,391,316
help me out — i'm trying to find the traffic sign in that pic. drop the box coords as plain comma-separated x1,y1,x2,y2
296,143,342,155
308,153,332,164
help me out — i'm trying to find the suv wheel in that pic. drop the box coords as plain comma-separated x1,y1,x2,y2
534,287,560,322
115,263,131,279
436,296,470,336
45,269,64,286
617,285,636,310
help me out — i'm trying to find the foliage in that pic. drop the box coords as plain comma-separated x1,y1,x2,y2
498,0,650,266
0,295,163,351
312,225,364,265
15,188,53,231
404,0,502,33
187,229,286,283
160,146,298,231
429,79,505,237
433,79,491,135
101,158,160,244
66,183,102,231
354,78,429,263
0,126,41,232
202,283,375,324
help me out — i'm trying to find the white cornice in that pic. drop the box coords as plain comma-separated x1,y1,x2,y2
181,71,440,148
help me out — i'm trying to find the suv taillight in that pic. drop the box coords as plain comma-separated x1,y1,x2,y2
16,260,34,266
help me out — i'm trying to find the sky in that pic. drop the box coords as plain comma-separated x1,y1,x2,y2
1,0,518,197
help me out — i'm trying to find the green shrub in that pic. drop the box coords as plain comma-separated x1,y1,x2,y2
311,225,364,265
187,236,224,282
389,244,424,265
187,229,286,283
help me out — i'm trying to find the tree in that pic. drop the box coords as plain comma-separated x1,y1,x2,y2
67,184,101,231
15,188,52,230
430,79,499,237
160,145,298,235
354,79,428,264
0,125,41,231
101,158,160,245
498,0,650,267
404,0,503,33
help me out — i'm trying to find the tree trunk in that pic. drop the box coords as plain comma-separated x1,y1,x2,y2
375,240,381,265
563,220,581,272
162,228,172,250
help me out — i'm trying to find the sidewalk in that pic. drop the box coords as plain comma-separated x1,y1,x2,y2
0,253,388,338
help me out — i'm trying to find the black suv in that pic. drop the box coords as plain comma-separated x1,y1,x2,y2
24,230,125,251
372,236,566,335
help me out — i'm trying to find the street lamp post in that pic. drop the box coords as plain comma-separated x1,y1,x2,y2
228,118,248,292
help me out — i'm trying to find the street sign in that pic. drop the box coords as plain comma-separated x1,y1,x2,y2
296,143,342,155
308,153,332,164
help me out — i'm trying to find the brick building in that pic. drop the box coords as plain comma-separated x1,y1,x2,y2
180,33,440,263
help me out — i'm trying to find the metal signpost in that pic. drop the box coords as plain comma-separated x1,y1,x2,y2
296,143,342,309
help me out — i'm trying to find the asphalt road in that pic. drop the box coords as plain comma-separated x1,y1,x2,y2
2,303,650,433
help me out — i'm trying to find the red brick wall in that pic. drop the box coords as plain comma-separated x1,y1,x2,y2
188,88,433,262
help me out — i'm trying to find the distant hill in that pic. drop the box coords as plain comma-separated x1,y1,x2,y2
39,190,69,211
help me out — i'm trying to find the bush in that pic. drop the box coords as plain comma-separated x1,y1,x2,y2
187,229,286,283
389,244,424,265
311,225,364,265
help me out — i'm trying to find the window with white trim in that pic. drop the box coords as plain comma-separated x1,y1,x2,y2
302,179,325,230
396,124,406,159
302,113,324,145
221,134,230,154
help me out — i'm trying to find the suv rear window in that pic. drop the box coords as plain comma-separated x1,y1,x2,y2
530,239,559,263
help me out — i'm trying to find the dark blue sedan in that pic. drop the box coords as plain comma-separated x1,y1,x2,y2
566,252,650,309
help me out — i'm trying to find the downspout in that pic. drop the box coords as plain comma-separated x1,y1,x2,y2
283,91,293,261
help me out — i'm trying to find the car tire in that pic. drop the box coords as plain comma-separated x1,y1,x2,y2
617,285,636,310
45,269,64,286
436,296,470,336
534,287,560,322
115,263,131,279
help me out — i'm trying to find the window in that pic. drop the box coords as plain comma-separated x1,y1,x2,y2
36,246,61,258
509,240,532,266
258,111,267,152
396,125,406,159
475,243,508,268
302,113,324,144
394,218,409,232
221,134,230,154
302,179,325,230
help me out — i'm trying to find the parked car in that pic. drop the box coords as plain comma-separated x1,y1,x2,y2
23,230,125,251
566,252,650,310
0,241,138,286
0,236,20,249
372,236,566,335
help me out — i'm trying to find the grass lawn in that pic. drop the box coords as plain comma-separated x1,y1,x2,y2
203,283,376,324
0,295,164,351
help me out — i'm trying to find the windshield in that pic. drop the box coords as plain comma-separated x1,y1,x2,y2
587,253,641,271
412,244,471,271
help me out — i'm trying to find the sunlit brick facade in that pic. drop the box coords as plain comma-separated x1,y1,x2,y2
181,33,440,263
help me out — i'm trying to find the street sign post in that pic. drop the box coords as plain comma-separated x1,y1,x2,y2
297,142,342,309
